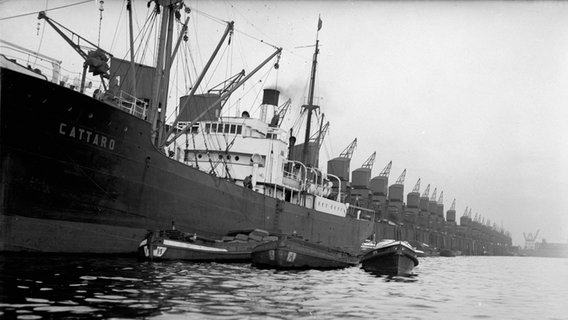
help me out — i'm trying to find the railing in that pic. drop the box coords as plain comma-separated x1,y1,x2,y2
116,90,148,119
346,205,375,221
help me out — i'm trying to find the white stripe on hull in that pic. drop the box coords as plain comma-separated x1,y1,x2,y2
162,239,229,252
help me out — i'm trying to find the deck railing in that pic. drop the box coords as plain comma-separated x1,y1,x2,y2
116,90,148,119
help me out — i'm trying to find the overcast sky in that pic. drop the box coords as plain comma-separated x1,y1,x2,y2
2,0,568,246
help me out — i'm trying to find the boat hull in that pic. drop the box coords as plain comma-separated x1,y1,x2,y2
251,236,359,269
0,67,374,253
137,231,260,262
360,241,419,276
439,249,456,257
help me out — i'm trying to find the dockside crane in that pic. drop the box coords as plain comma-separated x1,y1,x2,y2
412,178,421,193
450,199,456,211
379,161,392,177
339,138,357,159
523,230,540,250
430,188,438,202
438,191,444,204
422,184,431,198
395,169,407,185
274,99,292,127
462,206,469,217
361,152,376,170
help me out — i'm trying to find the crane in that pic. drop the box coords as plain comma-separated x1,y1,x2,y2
38,11,112,93
523,230,540,250
462,206,469,217
361,152,376,170
309,120,329,143
339,138,357,159
438,191,443,205
412,178,421,193
379,161,392,177
430,188,437,202
395,169,406,185
422,184,431,198
450,199,456,211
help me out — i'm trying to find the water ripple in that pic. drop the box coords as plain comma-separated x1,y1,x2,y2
1,255,567,319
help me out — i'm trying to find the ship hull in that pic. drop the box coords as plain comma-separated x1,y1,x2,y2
0,67,374,253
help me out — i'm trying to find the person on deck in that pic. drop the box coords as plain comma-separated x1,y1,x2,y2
244,175,253,189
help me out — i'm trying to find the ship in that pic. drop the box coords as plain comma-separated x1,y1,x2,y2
0,1,375,254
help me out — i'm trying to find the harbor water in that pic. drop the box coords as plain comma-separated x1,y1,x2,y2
1,255,567,319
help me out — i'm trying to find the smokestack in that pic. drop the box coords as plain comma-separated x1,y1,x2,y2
260,88,280,122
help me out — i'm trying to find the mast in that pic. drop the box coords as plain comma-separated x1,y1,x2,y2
157,7,176,144
160,21,234,146
127,0,137,99
312,114,325,166
149,1,175,145
301,17,322,167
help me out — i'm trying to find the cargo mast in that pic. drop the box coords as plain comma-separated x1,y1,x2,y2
301,17,323,167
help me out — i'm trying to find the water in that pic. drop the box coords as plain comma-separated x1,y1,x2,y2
1,255,567,319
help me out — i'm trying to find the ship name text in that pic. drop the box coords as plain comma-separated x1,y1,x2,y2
59,122,116,150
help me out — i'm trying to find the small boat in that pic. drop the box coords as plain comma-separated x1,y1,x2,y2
138,229,275,262
360,239,419,276
361,239,377,252
408,240,438,257
251,235,359,269
439,249,456,257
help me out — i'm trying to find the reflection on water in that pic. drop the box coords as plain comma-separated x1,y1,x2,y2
1,255,567,319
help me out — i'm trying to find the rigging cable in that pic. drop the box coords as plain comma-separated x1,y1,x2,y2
33,0,49,67
0,0,92,21
97,0,104,47
190,131,199,168
109,0,126,54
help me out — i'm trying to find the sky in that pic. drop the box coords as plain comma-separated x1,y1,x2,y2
1,0,568,246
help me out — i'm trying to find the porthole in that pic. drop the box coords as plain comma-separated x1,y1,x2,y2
218,154,223,160
235,156,240,161
198,154,202,159
227,155,231,160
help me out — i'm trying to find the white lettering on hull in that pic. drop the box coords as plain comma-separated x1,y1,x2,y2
59,122,116,151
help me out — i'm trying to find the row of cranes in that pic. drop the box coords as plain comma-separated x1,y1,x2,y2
327,138,451,219
326,138,507,236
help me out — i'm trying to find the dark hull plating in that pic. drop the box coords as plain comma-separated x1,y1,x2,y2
360,243,418,276
251,237,359,269
137,233,257,262
0,68,374,253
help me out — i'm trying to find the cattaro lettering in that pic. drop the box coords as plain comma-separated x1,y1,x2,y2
59,122,116,150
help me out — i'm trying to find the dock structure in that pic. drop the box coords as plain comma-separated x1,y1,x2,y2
343,161,512,255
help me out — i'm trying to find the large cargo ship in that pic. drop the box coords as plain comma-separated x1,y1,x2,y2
1,1,514,256
0,1,375,253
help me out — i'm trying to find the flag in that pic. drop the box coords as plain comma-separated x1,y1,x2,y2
317,16,322,31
